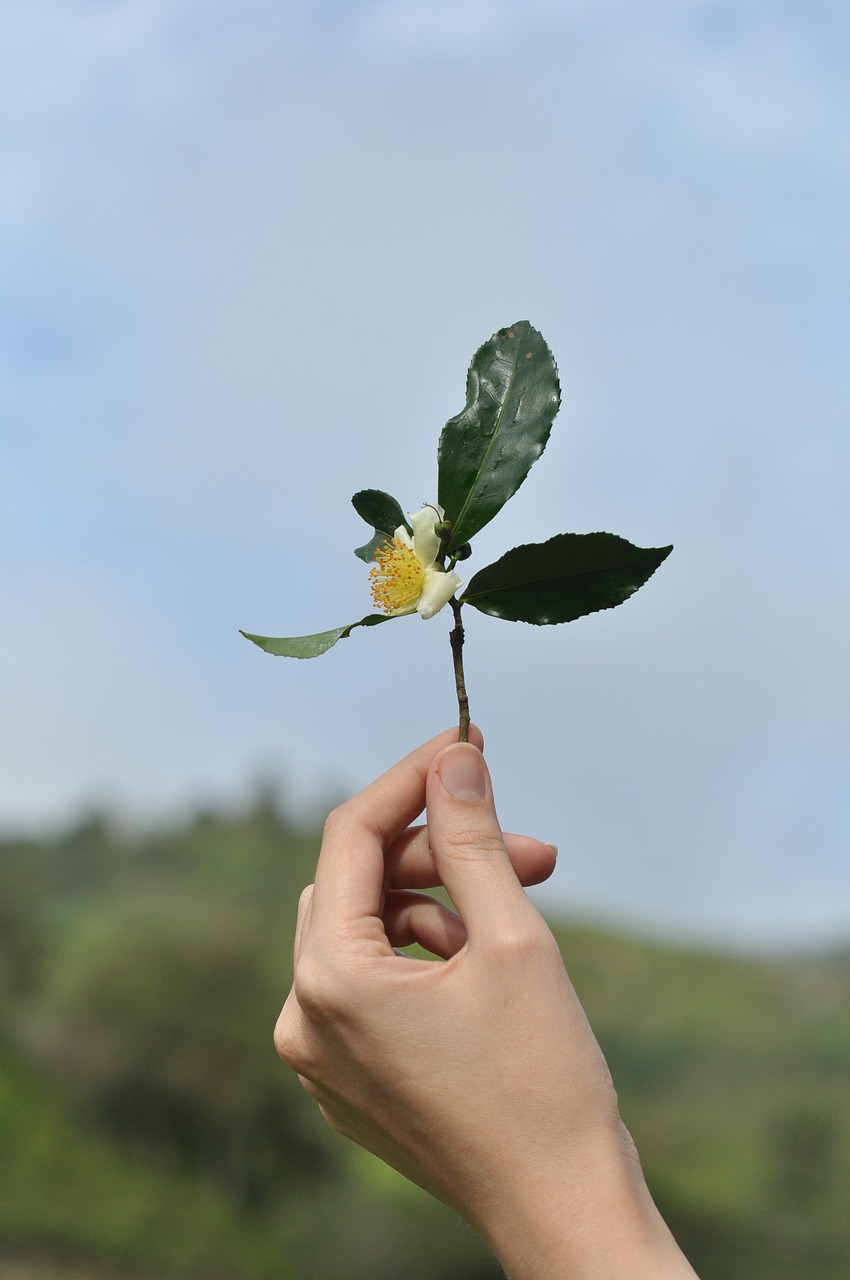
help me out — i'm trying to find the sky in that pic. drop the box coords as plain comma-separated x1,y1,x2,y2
2,0,849,948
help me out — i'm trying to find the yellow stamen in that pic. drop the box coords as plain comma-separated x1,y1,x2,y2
369,537,424,613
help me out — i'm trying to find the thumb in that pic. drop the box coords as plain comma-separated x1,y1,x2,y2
425,743,536,939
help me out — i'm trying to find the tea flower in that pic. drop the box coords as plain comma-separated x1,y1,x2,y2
369,504,462,619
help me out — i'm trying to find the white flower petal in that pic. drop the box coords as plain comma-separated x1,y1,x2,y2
409,505,443,567
416,566,462,620
393,524,414,549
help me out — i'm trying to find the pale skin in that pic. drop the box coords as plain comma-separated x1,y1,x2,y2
275,727,699,1280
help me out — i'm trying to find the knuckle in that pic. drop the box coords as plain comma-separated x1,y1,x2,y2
321,802,351,841
442,824,506,863
297,1072,323,1101
492,919,556,965
274,1003,310,1072
292,954,343,1021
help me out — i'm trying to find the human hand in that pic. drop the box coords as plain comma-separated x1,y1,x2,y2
275,727,697,1280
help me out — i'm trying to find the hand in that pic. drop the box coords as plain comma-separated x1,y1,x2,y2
275,727,697,1280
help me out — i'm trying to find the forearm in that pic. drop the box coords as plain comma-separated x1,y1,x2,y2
477,1124,698,1280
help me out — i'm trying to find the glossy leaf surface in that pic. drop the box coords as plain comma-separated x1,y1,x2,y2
352,489,411,563
240,613,392,659
462,533,673,624
437,322,560,551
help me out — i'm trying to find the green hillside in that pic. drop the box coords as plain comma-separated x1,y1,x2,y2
1,799,848,1279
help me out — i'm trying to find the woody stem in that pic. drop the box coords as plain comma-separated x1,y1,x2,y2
449,598,470,743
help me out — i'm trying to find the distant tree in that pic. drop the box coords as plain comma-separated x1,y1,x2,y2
771,1103,839,1213
30,903,333,1208
0,838,51,1001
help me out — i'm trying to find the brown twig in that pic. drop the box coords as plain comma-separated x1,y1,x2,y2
449,598,470,742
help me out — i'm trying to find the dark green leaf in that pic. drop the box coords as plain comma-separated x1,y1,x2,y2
462,533,673,624
240,613,392,659
352,490,412,563
437,322,560,550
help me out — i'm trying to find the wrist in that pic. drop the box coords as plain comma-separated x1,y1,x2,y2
476,1121,697,1280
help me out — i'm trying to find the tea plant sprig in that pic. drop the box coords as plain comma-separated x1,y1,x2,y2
241,322,672,741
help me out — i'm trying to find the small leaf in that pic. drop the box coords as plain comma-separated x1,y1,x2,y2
354,531,391,564
352,490,412,563
462,533,673,624
437,322,560,551
240,613,392,659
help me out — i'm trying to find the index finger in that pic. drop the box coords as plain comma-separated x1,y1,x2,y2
309,725,484,941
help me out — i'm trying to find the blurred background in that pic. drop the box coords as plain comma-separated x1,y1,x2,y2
2,1,849,1277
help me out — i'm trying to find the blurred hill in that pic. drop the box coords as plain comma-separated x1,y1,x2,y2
1,798,848,1280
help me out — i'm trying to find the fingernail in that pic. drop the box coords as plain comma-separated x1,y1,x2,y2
439,744,486,803
545,843,559,861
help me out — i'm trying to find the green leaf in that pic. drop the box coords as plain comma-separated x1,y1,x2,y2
437,322,561,551
352,490,412,563
461,533,673,624
240,613,392,659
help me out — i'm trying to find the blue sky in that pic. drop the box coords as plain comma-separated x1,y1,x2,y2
3,0,849,946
